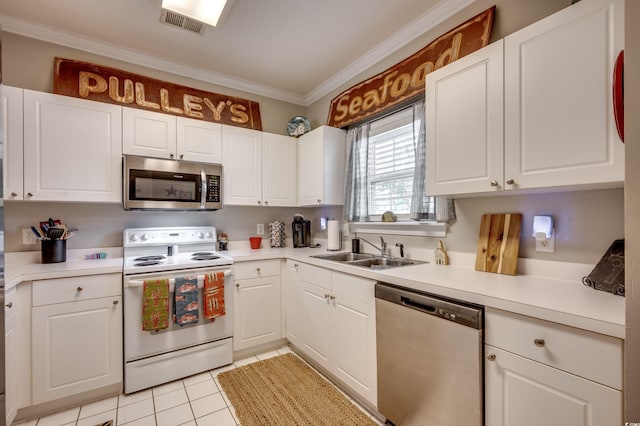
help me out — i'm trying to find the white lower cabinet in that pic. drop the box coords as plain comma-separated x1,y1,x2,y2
289,262,377,406
484,308,622,426
5,287,18,426
31,274,123,404
233,260,282,351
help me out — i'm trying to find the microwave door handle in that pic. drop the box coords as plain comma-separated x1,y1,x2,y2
201,170,207,208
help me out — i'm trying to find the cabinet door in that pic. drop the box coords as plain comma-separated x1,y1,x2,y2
23,90,123,202
425,41,504,195
285,260,303,347
234,275,281,351
4,287,18,426
1,86,24,200
122,107,176,159
297,130,324,206
331,288,377,406
485,345,622,426
299,281,332,371
32,296,123,403
177,117,222,163
504,0,624,190
222,125,262,205
262,133,297,207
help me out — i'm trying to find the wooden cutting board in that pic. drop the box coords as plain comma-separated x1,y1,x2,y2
475,213,522,275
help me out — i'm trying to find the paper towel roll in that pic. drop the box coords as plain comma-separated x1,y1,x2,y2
327,220,341,251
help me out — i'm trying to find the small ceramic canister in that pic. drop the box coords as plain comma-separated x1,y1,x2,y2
269,221,286,247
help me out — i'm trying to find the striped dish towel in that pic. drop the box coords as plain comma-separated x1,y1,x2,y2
142,279,169,331
173,276,199,325
204,272,225,320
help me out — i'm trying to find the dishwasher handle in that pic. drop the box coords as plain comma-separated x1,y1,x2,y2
401,296,436,313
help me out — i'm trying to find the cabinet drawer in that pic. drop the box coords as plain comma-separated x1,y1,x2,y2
33,273,122,306
298,262,332,290
234,259,280,280
485,308,623,389
332,271,374,304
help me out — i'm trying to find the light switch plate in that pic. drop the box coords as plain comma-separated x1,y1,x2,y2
257,224,264,235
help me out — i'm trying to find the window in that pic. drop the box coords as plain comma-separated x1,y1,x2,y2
367,108,414,219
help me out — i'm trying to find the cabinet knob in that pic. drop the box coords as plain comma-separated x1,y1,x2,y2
490,180,499,187
76,287,83,292
112,300,119,305
179,154,184,160
264,201,268,205
317,199,321,204
236,283,240,288
5,302,12,308
506,178,515,185
27,192,34,198
534,338,545,347
324,294,330,299
330,295,335,301
257,200,262,205
256,267,261,273
170,153,175,158
10,192,17,197
487,353,496,361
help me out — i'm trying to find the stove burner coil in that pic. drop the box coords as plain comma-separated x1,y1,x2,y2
133,255,166,262
191,252,215,256
134,261,164,266
191,255,221,261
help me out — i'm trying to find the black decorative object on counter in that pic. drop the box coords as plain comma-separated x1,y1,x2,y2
582,239,625,297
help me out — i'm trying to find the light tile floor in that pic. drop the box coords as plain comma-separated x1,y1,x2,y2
14,346,383,426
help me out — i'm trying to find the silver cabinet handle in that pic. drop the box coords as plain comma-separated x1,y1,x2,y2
112,300,119,305
534,338,545,347
490,180,499,187
76,287,83,292
487,353,496,361
5,302,12,308
506,178,515,185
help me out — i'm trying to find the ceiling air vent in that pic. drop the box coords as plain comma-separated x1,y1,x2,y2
160,9,205,35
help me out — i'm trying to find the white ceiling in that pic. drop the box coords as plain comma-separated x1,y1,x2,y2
0,0,474,105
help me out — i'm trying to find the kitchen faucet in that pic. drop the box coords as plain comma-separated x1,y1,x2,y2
358,236,387,257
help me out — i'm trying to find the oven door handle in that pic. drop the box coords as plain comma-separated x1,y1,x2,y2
125,270,232,289
201,170,207,209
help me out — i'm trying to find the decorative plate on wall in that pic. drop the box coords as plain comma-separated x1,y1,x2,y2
287,116,311,137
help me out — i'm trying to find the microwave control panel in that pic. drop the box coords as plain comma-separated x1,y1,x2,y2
206,175,221,202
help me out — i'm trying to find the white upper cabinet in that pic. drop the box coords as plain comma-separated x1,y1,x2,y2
262,132,297,206
297,125,346,206
426,0,624,196
222,125,263,205
2,86,24,201
123,107,222,163
426,40,504,195
23,90,122,202
222,125,297,206
504,0,624,190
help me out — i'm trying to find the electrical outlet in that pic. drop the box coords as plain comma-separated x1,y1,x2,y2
23,228,38,245
257,224,264,235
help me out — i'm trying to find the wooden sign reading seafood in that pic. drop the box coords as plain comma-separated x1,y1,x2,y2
327,7,494,128
54,58,262,130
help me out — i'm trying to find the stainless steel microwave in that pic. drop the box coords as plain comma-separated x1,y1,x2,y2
123,155,223,211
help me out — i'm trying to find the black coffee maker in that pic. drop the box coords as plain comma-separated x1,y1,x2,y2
292,214,311,248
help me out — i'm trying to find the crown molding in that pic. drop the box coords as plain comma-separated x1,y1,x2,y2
303,0,477,105
1,0,474,107
0,14,307,105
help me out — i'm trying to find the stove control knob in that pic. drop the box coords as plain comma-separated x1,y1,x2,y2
130,233,139,242
197,232,205,239
205,231,213,239
141,233,149,241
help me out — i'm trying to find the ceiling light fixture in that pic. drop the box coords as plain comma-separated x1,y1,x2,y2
161,0,232,27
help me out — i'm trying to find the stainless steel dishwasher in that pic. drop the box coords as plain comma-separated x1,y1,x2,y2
375,282,483,426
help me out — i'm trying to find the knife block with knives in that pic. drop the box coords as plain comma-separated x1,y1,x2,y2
475,213,522,275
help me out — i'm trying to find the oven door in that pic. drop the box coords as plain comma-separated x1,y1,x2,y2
123,266,233,362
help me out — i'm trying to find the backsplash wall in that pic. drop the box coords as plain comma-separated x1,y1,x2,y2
5,188,624,266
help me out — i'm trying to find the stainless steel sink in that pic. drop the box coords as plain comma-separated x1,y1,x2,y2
310,252,376,262
310,252,425,269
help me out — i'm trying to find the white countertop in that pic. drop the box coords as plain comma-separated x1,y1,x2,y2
4,243,625,339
